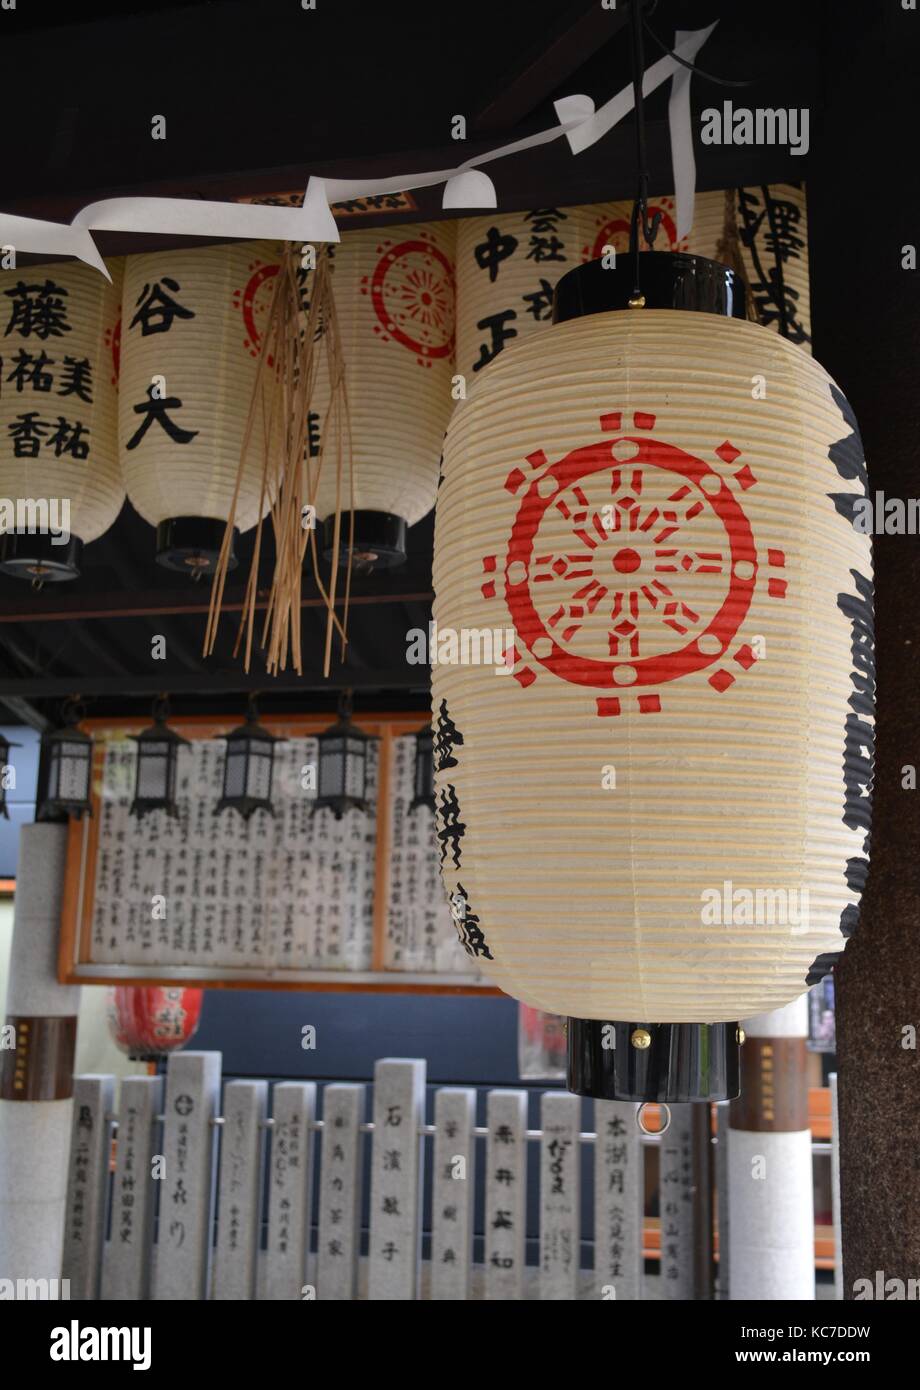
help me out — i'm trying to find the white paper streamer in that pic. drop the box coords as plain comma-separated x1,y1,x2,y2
669,29,707,240
0,25,717,276
555,23,717,242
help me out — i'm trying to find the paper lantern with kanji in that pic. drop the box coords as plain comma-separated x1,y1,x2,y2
0,259,124,581
432,252,873,1102
118,240,282,573
584,186,813,352
107,986,203,1060
455,204,613,382
307,221,456,568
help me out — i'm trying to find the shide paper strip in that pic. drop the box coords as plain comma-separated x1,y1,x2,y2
555,23,718,244
0,26,716,276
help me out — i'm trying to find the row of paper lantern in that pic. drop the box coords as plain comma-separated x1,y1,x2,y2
0,186,809,579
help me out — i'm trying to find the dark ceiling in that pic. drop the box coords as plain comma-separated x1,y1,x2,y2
0,0,878,727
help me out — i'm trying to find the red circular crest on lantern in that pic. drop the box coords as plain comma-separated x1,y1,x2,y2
233,259,280,362
480,411,785,714
107,986,203,1059
586,198,685,261
364,237,455,363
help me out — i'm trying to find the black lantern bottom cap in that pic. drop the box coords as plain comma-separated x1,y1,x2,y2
156,518,238,575
566,1019,741,1103
0,532,84,582
216,797,274,821
320,511,407,570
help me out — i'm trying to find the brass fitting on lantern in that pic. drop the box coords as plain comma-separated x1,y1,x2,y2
627,293,646,309
630,1027,652,1050
736,1027,746,1045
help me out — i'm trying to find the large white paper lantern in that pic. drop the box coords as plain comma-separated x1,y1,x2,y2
119,240,282,573
0,259,124,580
306,221,456,568
432,252,873,1101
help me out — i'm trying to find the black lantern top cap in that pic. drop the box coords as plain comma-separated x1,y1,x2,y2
222,695,283,747
130,696,190,751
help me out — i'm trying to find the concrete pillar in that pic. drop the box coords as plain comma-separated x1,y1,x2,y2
0,824,80,1292
728,996,814,1300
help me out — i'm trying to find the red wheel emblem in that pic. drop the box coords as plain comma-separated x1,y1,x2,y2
233,259,280,362
481,412,788,716
363,236,454,365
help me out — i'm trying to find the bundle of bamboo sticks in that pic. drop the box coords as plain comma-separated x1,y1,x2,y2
204,243,353,677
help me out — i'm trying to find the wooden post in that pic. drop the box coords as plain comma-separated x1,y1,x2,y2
809,2,920,1294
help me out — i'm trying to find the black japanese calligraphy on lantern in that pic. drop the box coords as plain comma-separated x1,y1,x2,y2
828,386,874,948
129,279,196,336
473,310,517,372
433,699,463,772
5,348,54,394
8,411,47,457
4,280,71,340
47,416,90,459
126,384,199,450
59,356,94,403
523,208,568,264
522,280,555,322
736,186,810,346
450,883,493,961
473,226,518,283
436,784,465,869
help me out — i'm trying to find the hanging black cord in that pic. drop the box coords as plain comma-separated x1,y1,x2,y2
628,0,662,302
641,2,754,89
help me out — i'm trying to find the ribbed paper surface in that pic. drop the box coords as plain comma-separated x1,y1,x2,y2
455,204,613,381
119,240,281,532
432,310,872,1023
0,259,123,544
307,220,456,527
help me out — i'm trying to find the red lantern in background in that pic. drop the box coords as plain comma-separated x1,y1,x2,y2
107,986,203,1061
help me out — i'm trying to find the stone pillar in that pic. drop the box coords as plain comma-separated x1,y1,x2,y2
0,824,79,1292
728,997,813,1301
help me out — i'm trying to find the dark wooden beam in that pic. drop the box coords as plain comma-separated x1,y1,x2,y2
0,576,434,625
0,669,426,698
470,0,629,135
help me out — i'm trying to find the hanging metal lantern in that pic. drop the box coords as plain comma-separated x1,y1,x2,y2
0,732,19,821
0,259,125,582
107,985,203,1061
36,700,94,820
119,241,281,574
409,726,435,814
217,697,281,819
432,251,874,1103
313,691,374,818
299,222,456,570
130,697,188,819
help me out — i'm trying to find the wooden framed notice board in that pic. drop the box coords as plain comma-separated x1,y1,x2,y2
58,713,499,996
